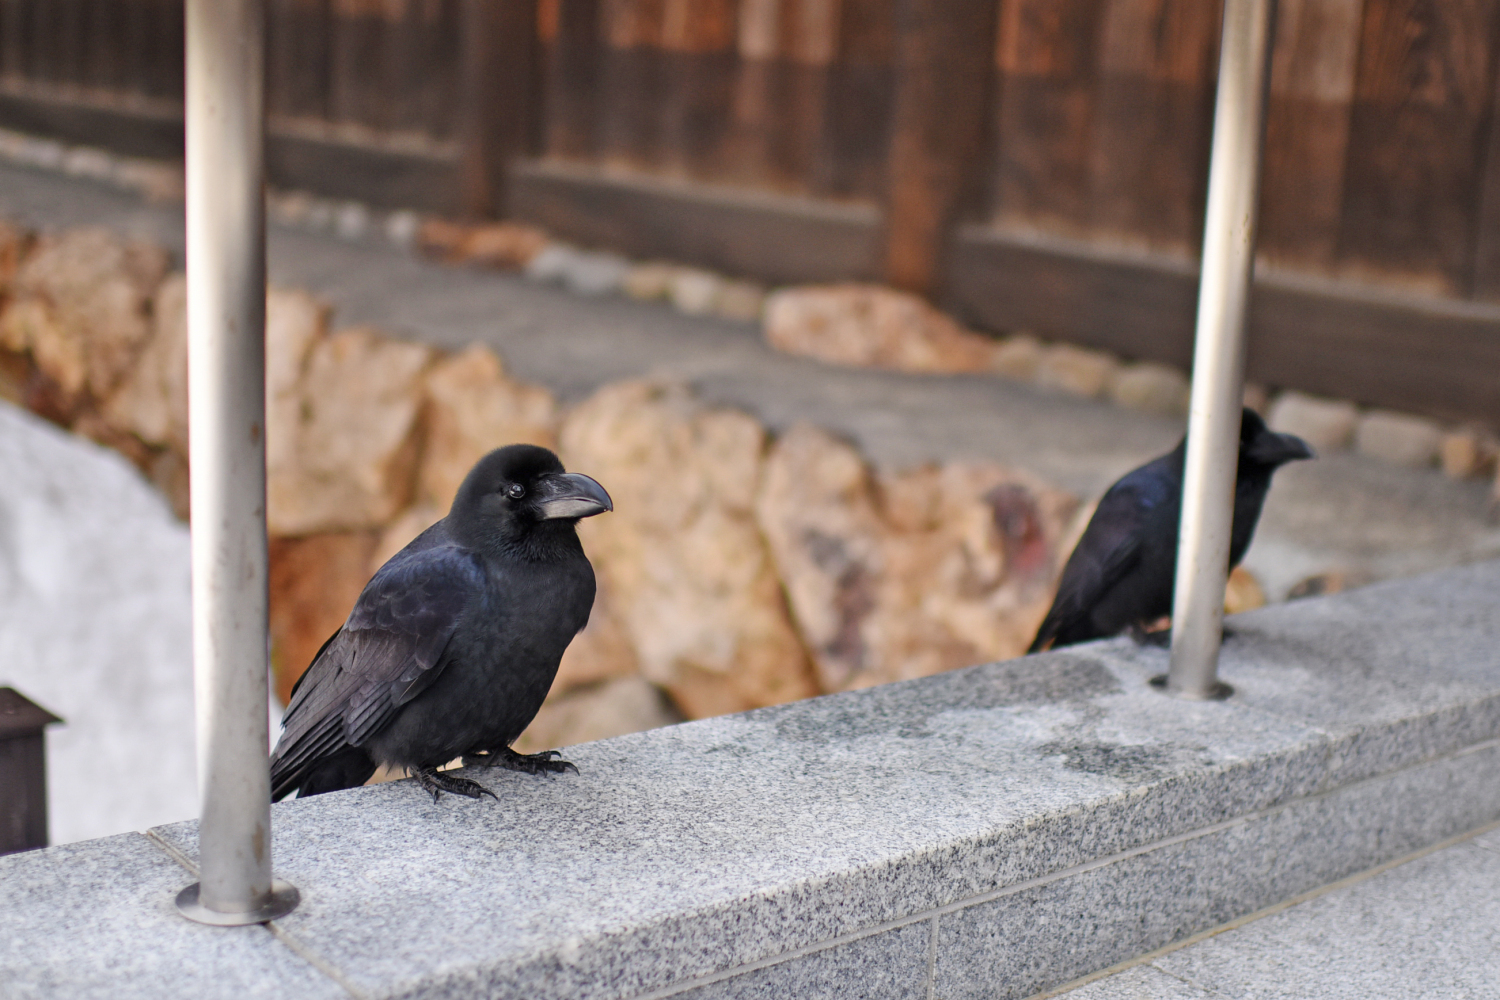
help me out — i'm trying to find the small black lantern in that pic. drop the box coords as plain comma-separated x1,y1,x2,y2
0,687,62,855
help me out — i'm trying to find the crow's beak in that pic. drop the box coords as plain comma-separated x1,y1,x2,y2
534,472,613,520
1248,431,1315,466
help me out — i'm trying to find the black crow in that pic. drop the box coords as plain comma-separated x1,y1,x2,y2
1028,408,1311,652
270,444,612,801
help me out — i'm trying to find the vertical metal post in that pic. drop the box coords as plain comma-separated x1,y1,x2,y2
176,0,297,925
1161,0,1276,701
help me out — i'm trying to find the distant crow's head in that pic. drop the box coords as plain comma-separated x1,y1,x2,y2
450,444,612,549
1239,406,1314,470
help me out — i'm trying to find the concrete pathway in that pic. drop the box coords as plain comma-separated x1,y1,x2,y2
1062,824,1500,1000
0,161,1495,601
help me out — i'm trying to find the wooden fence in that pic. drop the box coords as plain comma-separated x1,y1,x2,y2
1,0,1497,425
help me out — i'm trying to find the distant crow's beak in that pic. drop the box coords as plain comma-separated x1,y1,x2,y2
1248,431,1315,466
534,472,613,520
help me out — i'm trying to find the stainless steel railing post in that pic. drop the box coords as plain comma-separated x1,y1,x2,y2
1160,0,1277,701
175,0,298,925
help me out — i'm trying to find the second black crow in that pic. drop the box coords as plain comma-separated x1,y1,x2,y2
270,444,612,801
1028,408,1311,652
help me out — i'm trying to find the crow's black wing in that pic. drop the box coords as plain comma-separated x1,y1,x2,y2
270,540,485,799
1028,464,1170,652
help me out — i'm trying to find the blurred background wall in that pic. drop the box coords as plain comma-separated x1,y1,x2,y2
1,0,1495,426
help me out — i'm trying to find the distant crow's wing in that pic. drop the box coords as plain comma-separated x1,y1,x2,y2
270,543,484,798
1028,476,1157,652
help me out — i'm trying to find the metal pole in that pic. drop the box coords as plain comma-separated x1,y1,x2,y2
176,0,297,925
1159,0,1275,701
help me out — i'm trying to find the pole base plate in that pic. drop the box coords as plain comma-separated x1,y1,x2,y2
175,879,300,926
1149,674,1234,701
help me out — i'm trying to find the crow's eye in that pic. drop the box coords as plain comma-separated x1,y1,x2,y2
505,482,526,500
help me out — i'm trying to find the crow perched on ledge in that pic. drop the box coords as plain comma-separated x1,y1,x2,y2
270,445,612,802
1028,408,1312,653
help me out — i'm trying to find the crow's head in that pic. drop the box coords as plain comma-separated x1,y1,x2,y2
1239,406,1314,470
451,444,612,548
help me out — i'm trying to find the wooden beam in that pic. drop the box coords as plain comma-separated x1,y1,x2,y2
507,157,882,283
457,0,540,218
881,0,998,293
947,224,1500,428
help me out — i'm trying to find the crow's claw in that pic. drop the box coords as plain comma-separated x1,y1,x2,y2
463,747,579,777
413,767,497,802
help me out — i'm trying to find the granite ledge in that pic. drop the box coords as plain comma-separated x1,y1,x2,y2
4,560,1499,1000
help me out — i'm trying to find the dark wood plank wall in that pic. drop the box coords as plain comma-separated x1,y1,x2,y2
0,0,1498,424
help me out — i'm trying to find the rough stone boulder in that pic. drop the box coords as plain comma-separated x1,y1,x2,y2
559,381,818,718
757,423,1078,692
763,284,997,374
268,531,379,702
417,219,549,270
513,677,680,755
0,226,170,406
268,325,434,535
417,343,558,511
99,273,188,454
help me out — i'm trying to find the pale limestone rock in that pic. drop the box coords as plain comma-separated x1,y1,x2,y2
513,677,680,755
990,333,1044,381
763,283,996,374
0,218,33,293
1439,428,1497,480
553,578,641,695
264,288,332,480
1107,361,1189,416
1267,391,1358,452
1242,382,1270,415
1224,565,1265,615
1035,343,1118,398
1355,410,1441,468
456,222,549,269
267,326,434,535
268,531,379,704
417,343,558,511
416,218,547,267
559,381,818,718
368,501,445,574
668,268,724,316
0,227,170,402
757,423,1076,692
100,273,187,452
716,280,767,322
621,262,680,301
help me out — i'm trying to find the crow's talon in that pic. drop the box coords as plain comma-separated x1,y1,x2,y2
464,747,579,777
413,767,497,801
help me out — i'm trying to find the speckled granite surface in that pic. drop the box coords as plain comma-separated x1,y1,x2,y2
1063,825,1500,999
5,561,1499,1000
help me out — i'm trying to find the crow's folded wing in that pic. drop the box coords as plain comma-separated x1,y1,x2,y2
1028,478,1152,652
270,543,485,797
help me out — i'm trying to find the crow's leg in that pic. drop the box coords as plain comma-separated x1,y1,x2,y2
412,767,497,802
462,747,579,777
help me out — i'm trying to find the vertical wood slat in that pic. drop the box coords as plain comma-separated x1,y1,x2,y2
597,0,666,168
822,0,895,198
545,0,602,158
881,0,999,293
1257,0,1362,269
657,0,737,178
987,0,1106,234
0,0,26,81
329,0,393,129
1089,0,1222,253
765,0,842,192
1339,0,1500,294
269,0,332,122
458,0,539,216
